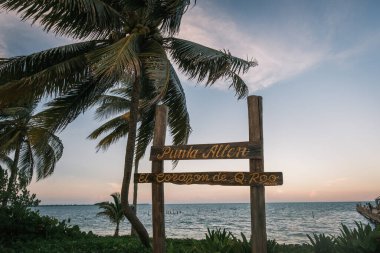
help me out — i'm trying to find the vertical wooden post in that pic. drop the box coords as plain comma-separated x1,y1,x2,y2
248,96,267,253
152,105,168,253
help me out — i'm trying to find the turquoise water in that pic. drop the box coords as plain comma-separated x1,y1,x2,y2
35,202,370,244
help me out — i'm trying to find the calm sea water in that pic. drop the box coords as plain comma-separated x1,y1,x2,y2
34,202,371,244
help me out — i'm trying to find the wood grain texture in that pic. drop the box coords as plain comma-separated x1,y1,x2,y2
135,172,283,186
248,95,267,253
151,105,167,253
150,142,262,161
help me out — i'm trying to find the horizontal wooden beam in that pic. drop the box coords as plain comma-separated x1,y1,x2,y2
135,172,282,186
150,142,262,161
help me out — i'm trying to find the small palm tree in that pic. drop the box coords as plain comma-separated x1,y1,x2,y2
96,192,125,237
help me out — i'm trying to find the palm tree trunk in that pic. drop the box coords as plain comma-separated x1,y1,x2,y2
131,160,139,236
120,78,150,248
2,140,21,207
114,221,120,237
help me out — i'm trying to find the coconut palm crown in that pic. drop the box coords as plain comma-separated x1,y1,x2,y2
0,0,257,247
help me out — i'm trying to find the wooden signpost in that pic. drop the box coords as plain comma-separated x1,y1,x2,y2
135,96,283,253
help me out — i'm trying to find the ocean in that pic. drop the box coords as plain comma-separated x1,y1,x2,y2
34,202,371,244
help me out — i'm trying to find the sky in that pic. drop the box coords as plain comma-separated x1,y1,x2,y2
0,0,379,204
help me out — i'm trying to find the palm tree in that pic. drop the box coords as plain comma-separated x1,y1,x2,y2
0,103,63,207
0,0,257,247
88,84,186,235
96,192,125,237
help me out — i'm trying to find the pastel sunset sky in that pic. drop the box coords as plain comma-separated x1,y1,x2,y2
1,0,379,204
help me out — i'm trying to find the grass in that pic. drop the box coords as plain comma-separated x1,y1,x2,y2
1,235,314,253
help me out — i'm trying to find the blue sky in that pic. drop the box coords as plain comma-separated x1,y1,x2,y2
1,0,379,204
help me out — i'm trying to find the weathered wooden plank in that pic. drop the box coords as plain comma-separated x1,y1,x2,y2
151,105,167,253
135,172,283,186
248,95,267,253
150,142,262,161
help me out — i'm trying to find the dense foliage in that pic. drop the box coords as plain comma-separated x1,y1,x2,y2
1,210,379,253
0,169,40,209
307,222,380,253
0,169,79,244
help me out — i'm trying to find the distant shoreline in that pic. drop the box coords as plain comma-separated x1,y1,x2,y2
37,200,373,206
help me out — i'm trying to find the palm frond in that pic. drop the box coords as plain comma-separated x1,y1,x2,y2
47,132,64,161
88,114,129,141
110,192,122,212
164,65,191,146
0,41,106,106
135,107,155,162
0,130,21,153
148,0,193,35
0,107,31,120
167,37,257,98
36,144,57,181
227,71,249,100
0,153,13,171
95,95,131,120
27,127,63,181
89,34,141,84
0,0,124,39
18,140,34,183
134,66,191,164
34,77,113,132
95,122,130,151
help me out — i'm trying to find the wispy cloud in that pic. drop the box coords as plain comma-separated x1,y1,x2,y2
178,3,378,92
179,6,328,92
1,3,377,93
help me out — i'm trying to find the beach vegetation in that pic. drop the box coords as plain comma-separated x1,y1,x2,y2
0,1,256,247
334,222,380,253
0,168,83,244
307,222,380,253
307,233,335,253
0,168,40,210
95,192,125,237
1,221,379,252
0,103,63,207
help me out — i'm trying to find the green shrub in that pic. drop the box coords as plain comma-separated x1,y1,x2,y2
306,222,380,253
0,206,86,244
199,228,236,252
307,233,335,253
167,229,309,253
0,169,40,208
0,236,150,253
335,222,380,253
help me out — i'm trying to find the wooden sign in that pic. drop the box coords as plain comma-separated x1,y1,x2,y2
135,172,282,186
145,96,280,253
150,142,262,161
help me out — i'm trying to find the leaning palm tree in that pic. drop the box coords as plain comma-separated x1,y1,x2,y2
96,193,125,237
0,0,257,246
0,103,63,207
